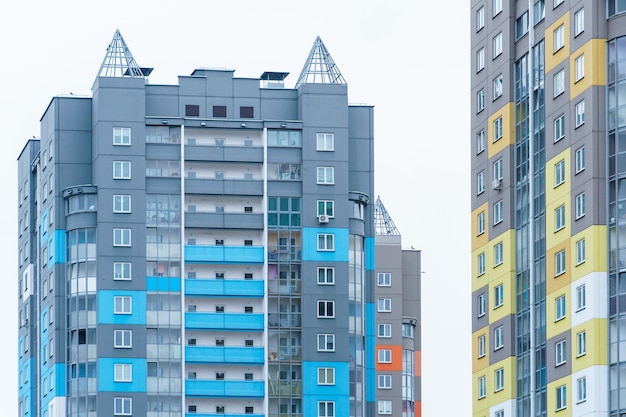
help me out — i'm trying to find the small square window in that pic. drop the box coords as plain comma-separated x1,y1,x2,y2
317,367,335,385
113,228,132,247
317,334,335,352
377,273,391,286
378,349,392,363
185,104,200,117
317,234,334,251
317,133,334,151
378,324,392,338
377,298,392,312
113,161,131,179
114,397,132,416
213,106,227,117
317,200,335,218
378,374,392,389
113,127,131,146
114,262,131,280
114,330,132,348
240,106,254,118
113,195,131,213
114,363,132,382
114,296,132,314
317,300,335,318
317,167,335,184
318,267,335,285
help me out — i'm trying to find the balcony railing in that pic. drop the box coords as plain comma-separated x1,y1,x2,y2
185,313,264,331
185,212,263,229
185,178,263,196
185,346,264,364
185,279,264,297
185,379,264,398
185,245,264,263
267,245,301,263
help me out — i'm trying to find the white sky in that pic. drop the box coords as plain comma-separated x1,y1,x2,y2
0,1,471,415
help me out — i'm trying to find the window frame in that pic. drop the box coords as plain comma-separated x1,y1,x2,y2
317,267,335,285
493,116,503,140
494,158,503,180
574,8,584,37
554,114,565,142
577,377,587,403
493,74,503,100
114,296,132,315
493,200,503,225
477,89,485,113
114,363,132,382
378,400,392,415
478,334,486,358
378,374,392,389
378,324,392,338
378,349,392,363
576,238,586,265
553,69,565,97
494,325,504,350
114,330,132,348
114,397,132,416
556,295,567,321
477,130,486,154
478,211,485,235
377,272,391,287
494,367,504,392
555,159,566,186
494,284,504,308
555,250,566,276
317,367,335,385
575,146,586,173
477,48,485,72
476,6,485,31
317,300,335,318
493,32,503,59
576,284,586,311
113,127,131,146
478,252,486,276
478,376,487,399
555,205,566,231
494,242,504,266
478,171,485,195
114,262,132,281
377,298,392,312
113,195,131,213
576,192,586,219
575,54,585,82
317,200,335,218
316,133,335,151
316,167,335,185
317,333,335,352
478,293,486,317
113,228,132,247
575,100,586,127
577,330,586,357
556,385,567,410
493,0,502,16
113,161,131,179
556,339,567,365
554,24,565,52
317,234,335,251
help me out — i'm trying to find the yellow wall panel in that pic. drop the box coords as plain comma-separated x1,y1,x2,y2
570,39,607,100
545,12,571,74
488,102,514,159
472,245,490,292
546,198,571,249
489,357,516,406
490,229,515,282
546,238,572,294
490,278,515,322
472,329,490,373
571,226,607,280
472,203,489,252
572,318,608,373
545,150,571,205
547,376,572,417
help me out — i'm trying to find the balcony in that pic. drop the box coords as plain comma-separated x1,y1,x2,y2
185,212,263,229
268,279,301,295
267,245,301,263
184,144,263,163
185,414,263,417
185,379,264,398
268,380,302,396
185,313,264,331
185,346,264,364
267,313,301,328
185,245,264,264
185,279,264,297
185,178,263,196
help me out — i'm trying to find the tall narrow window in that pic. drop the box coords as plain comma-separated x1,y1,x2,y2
494,242,503,266
556,295,566,320
493,116,503,140
554,24,565,52
493,200,503,225
576,238,586,265
494,368,504,391
477,89,485,113
577,377,587,403
477,6,485,31
574,8,585,36
554,114,565,142
493,74,503,100
478,293,486,317
555,205,566,231
494,325,504,350
555,250,566,276
494,158,503,180
494,284,504,308
493,33,503,59
478,252,486,276
554,69,565,97
575,100,586,127
478,376,486,399
576,285,586,311
555,160,566,186
477,211,485,235
478,334,486,358
576,193,586,219
556,340,567,365
477,48,485,72
575,55,585,82
493,0,502,16
478,171,485,195
577,331,586,357
477,130,486,154
576,146,586,173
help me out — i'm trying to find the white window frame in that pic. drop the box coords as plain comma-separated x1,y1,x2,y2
493,0,503,16
495,410,504,417
317,300,335,318
577,330,586,357
378,349,392,363
478,334,486,358
114,397,132,416
478,171,485,195
576,238,586,265
378,324,392,338
494,242,504,266
113,195,131,213
554,0,564,7
577,377,587,403
114,330,132,348
555,205,566,231
113,127,131,146
477,89,485,113
555,159,566,186
576,284,586,311
556,385,567,410
493,116,503,140
377,298,392,312
477,6,485,32
378,374,392,389
556,295,566,320
494,158,503,180
576,193,586,219
317,334,335,352
576,146,586,173
494,325,504,350
478,211,485,236
317,267,335,285
477,48,485,72
316,133,334,151
478,376,487,399
318,401,335,417
556,339,567,365
114,262,132,281
556,250,566,276
377,273,391,287
317,200,335,218
554,114,565,142
317,167,335,184
317,367,335,385
113,161,131,179
574,8,585,37
477,130,486,154
494,200,503,225
494,284,504,308
317,234,334,251
554,69,565,97
493,74,503,100
575,54,585,82
478,293,486,317
494,367,504,392
575,100,586,127
114,364,132,382
493,32,503,59
554,24,565,52
113,228,132,247
478,252,486,276
378,400,392,415
114,296,132,315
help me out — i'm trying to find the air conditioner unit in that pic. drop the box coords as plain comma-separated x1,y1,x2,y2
492,179,502,190
318,215,329,224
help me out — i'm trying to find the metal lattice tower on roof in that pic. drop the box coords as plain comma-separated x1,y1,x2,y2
98,29,147,78
295,36,347,88
375,196,401,236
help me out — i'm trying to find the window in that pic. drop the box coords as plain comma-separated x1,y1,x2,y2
113,127,131,146
317,334,335,352
478,171,485,194
318,267,335,285
478,376,487,399
554,0,564,7
493,116,503,140
575,55,585,82
554,69,565,97
554,24,565,52
245,406,254,414
477,211,485,235
185,104,200,117
495,410,504,417
114,398,132,416
478,252,486,276
574,8,584,36
114,228,131,247
555,205,566,231
317,200,334,217
494,158,503,180
476,6,485,31
377,273,391,287
477,130,486,154
113,161,131,179
554,114,565,142
318,367,335,385
316,133,334,151
577,377,587,403
378,324,392,338
317,234,334,251
317,300,335,318
114,330,132,348
515,12,529,40
576,146,586,173
378,298,391,312
493,0,502,16
113,195,131,213
240,106,254,118
555,250,566,276
576,285,586,311
114,262,132,280
402,323,414,338
378,349,392,363
317,167,334,184
493,32,503,59
378,374,392,389
494,242,504,266
556,339,567,365
477,89,485,113
378,400,392,415
493,200,503,225
478,293,486,317
477,48,485,72
575,100,585,127
556,385,567,410
494,325,504,350
318,401,335,417
494,368,504,392
577,331,586,357
213,105,227,117
576,193,586,220
494,284,504,308
555,160,566,186
478,334,486,358
114,364,132,382
576,239,586,265
493,74,503,100
114,296,132,314
556,295,566,320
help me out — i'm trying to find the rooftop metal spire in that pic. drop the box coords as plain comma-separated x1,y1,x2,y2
98,29,150,78
374,196,401,236
295,36,347,88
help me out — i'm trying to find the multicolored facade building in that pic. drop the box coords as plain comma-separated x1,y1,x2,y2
472,1,626,416
16,31,421,417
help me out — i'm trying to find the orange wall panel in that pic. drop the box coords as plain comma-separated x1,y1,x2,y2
375,345,403,372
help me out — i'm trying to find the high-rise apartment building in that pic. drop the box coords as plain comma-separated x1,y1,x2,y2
16,31,421,417
471,1,626,416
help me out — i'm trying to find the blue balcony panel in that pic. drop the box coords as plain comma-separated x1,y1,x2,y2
185,279,263,297
185,414,264,417
185,380,264,398
185,313,264,331
185,346,264,364
185,245,264,264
